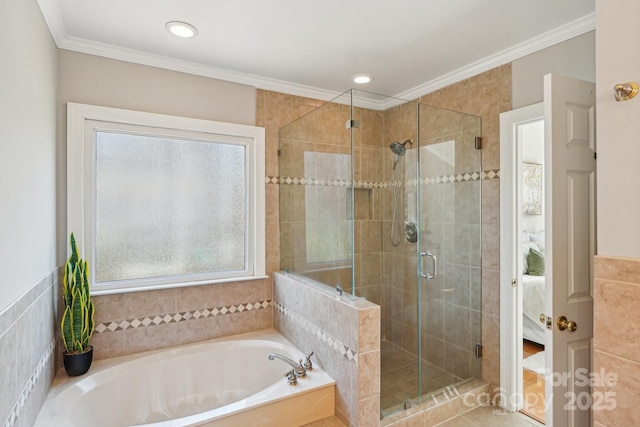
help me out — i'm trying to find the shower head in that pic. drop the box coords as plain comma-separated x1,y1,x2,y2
390,139,413,169
389,139,413,156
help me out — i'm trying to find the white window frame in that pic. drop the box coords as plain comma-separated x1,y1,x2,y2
67,103,266,295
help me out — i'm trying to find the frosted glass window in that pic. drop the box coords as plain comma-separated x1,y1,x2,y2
67,103,265,295
94,132,246,283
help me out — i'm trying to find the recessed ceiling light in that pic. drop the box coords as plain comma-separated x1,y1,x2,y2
165,21,198,38
352,74,373,84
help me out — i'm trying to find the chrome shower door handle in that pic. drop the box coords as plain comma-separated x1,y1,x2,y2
420,251,437,279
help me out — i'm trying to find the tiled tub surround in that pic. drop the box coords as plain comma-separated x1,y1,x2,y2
593,256,640,427
89,279,273,360
1,269,57,427
274,272,380,427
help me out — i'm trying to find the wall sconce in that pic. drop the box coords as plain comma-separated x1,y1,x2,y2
613,82,638,101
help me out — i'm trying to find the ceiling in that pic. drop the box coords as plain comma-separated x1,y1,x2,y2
38,0,595,102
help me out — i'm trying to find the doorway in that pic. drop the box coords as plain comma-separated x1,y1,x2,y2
500,75,596,427
500,103,547,424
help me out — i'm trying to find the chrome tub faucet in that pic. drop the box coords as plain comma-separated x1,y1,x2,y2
268,353,306,378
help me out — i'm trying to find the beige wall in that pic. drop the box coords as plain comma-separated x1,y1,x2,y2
512,31,595,109
0,0,58,425
56,50,257,265
595,1,640,258
593,0,640,425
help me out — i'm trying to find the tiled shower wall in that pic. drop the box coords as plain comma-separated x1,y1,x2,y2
274,272,380,427
593,256,640,426
0,270,57,427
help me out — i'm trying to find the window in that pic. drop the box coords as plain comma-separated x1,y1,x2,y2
67,103,265,295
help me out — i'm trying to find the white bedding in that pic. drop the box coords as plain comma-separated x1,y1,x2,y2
522,274,545,344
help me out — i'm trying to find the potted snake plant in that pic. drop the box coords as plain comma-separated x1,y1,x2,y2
61,232,95,376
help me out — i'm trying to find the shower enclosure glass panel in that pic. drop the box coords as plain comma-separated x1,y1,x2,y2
279,91,355,295
278,92,482,420
417,104,482,401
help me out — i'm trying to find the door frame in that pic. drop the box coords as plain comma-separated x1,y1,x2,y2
499,102,544,412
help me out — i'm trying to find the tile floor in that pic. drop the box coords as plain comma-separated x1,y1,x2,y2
307,340,547,426
306,405,544,426
380,340,463,416
434,405,544,426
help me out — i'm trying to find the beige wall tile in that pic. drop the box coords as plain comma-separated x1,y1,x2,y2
357,350,380,400
594,279,640,361
125,323,178,354
481,224,500,271
92,293,125,323
481,268,500,317
594,255,640,283
358,307,381,353
357,395,381,426
593,350,640,426
175,283,219,312
124,288,177,319
482,355,500,386
91,329,127,360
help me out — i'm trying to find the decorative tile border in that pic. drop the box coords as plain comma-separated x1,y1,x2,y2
266,169,499,188
273,300,358,365
94,300,272,333
4,339,55,427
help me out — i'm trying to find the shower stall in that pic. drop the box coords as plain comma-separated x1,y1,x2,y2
278,89,482,417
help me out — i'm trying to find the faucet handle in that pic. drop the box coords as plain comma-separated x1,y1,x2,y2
296,359,306,377
284,369,298,386
304,351,314,371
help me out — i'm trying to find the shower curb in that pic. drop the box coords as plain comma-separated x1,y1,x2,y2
380,379,492,426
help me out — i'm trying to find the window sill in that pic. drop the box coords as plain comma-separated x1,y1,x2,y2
91,275,270,296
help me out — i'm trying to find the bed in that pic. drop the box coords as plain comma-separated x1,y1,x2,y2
522,231,546,345
522,274,545,345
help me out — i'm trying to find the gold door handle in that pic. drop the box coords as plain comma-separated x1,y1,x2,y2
557,315,578,332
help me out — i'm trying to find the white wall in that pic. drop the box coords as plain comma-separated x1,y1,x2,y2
596,0,640,258
56,50,257,263
512,31,595,109
0,0,58,312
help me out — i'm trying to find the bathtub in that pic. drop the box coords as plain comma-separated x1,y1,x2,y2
35,329,335,427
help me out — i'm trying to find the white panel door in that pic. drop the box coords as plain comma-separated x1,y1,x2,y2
543,74,596,427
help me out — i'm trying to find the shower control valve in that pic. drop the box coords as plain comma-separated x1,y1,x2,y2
405,222,418,243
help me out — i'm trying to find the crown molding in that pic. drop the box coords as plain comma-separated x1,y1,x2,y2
37,0,67,45
58,36,346,102
38,0,594,111
393,12,595,103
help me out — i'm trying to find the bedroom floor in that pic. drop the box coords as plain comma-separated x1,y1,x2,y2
522,340,545,424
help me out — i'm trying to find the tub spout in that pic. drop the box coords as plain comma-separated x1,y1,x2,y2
268,353,306,377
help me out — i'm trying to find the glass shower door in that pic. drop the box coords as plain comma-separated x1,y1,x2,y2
417,104,482,399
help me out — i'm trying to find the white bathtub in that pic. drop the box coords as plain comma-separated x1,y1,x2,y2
35,329,335,427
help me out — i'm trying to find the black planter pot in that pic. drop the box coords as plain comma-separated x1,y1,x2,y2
63,346,93,377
